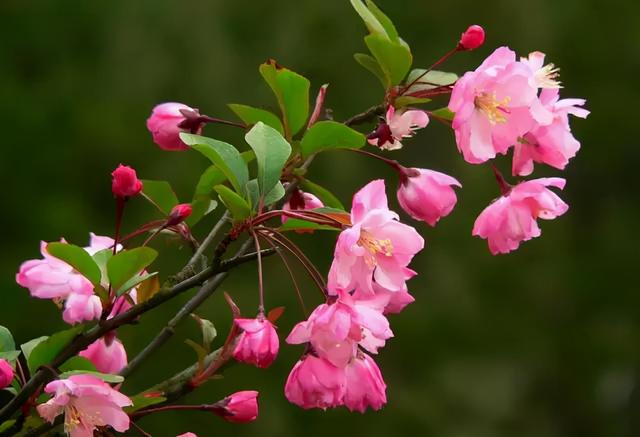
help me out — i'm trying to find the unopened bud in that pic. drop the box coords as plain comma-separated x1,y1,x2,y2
167,203,193,226
459,25,485,50
111,164,143,199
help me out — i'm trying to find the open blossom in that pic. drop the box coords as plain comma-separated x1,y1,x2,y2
146,102,201,151
111,164,143,199
367,106,428,150
216,391,259,423
79,336,128,374
521,51,562,89
473,177,569,254
397,168,462,226
37,374,132,437
233,317,279,368
328,179,424,296
512,88,589,176
63,292,102,325
343,352,387,412
285,355,345,409
0,359,13,389
354,282,415,315
449,47,539,164
282,190,324,224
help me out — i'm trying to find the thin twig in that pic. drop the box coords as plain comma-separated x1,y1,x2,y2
343,104,385,127
187,211,231,267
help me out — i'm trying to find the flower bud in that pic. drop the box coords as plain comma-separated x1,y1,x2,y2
233,318,279,368
397,168,461,226
146,102,200,151
177,434,197,437
0,359,14,389
282,190,324,224
459,25,485,50
111,165,143,199
167,203,193,226
79,337,128,374
216,391,259,423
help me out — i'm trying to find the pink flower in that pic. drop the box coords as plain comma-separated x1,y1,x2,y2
37,374,132,437
233,318,279,368
79,336,128,374
343,353,387,412
146,102,201,151
216,390,259,423
281,190,324,224
328,180,424,296
449,47,538,164
0,359,13,389
512,88,589,176
84,233,119,255
167,203,193,226
367,106,429,150
177,434,197,437
472,178,569,254
459,25,485,50
397,168,462,226
63,292,102,325
352,282,415,315
111,164,143,199
521,51,562,89
285,355,345,409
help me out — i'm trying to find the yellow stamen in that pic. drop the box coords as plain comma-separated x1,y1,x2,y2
536,63,562,88
474,91,511,124
358,230,393,267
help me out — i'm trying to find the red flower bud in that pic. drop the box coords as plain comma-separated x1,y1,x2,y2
167,203,193,226
111,164,143,199
0,359,14,389
214,391,259,423
459,25,485,50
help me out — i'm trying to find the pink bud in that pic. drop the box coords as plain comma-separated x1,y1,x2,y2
146,102,200,151
397,168,461,226
167,203,193,226
111,165,143,199
177,434,197,437
0,359,14,389
233,318,279,368
217,391,259,423
79,337,128,374
459,25,485,50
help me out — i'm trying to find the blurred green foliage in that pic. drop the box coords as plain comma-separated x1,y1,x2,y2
0,0,638,436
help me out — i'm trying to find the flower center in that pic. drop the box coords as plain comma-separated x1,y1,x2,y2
474,91,511,124
536,63,562,88
358,230,393,267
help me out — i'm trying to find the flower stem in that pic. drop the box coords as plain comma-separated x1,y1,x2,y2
252,231,265,314
400,46,460,95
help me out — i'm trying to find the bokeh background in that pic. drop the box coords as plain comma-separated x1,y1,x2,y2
1,0,638,436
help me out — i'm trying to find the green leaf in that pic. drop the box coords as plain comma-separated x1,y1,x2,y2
185,339,208,373
365,0,400,41
20,337,47,363
365,34,412,86
279,219,341,232
214,185,251,220
0,326,15,352
116,271,158,297
192,314,217,350
405,69,458,93
301,179,345,209
125,393,167,413
264,181,285,206
228,104,284,136
92,249,112,284
46,243,101,286
259,61,310,137
27,326,84,373
300,121,366,157
107,247,158,292
350,0,387,36
395,96,432,107
59,356,98,373
141,180,179,215
0,351,21,362
180,133,249,195
57,370,124,383
354,53,388,88
245,122,291,195
431,107,455,121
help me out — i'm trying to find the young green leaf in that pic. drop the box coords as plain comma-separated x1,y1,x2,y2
57,370,124,384
58,356,98,373
300,121,366,157
27,325,85,373
431,107,455,121
350,0,387,36
180,133,249,195
115,271,158,297
20,337,47,363
228,104,284,136
245,122,291,195
279,219,341,232
354,53,389,88
395,96,432,107
140,180,179,215
365,34,412,86
92,249,113,284
125,393,167,413
365,0,400,41
264,181,285,206
214,185,252,220
46,242,102,286
0,351,21,362
0,326,15,352
301,179,345,210
107,247,158,292
192,314,217,351
405,69,458,93
259,61,310,137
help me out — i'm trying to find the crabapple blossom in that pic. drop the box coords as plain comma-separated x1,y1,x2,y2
397,168,462,226
459,25,485,50
343,352,387,412
37,374,132,437
367,106,429,150
62,292,102,325
111,164,143,199
472,177,569,254
328,179,424,296
233,317,279,368
282,190,324,224
79,336,128,374
0,360,13,389
216,391,259,423
521,51,562,89
177,434,198,437
285,355,346,409
146,102,200,151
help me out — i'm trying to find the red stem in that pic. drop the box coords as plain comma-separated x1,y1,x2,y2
399,46,460,95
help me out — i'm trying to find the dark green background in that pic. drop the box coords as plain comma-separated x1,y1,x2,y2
1,0,637,436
